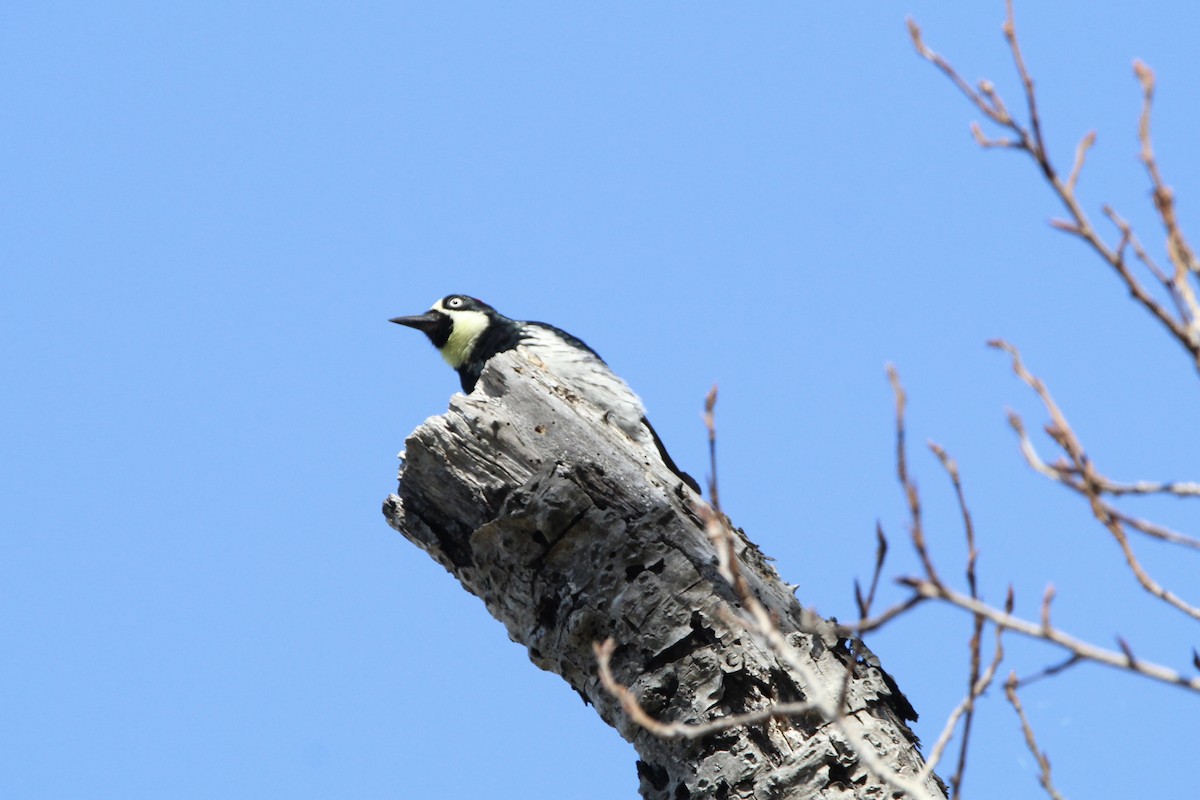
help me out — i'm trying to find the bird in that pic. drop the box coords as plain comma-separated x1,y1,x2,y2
390,294,699,494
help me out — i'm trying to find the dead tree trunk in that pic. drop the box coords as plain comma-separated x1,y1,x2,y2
383,352,943,800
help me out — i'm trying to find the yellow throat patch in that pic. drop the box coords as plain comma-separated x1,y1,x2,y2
433,299,490,369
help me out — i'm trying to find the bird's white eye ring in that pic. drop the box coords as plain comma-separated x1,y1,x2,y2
448,297,463,308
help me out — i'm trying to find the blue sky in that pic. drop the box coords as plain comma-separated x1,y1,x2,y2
4,3,1198,798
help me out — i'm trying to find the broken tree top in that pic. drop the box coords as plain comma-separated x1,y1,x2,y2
383,352,940,800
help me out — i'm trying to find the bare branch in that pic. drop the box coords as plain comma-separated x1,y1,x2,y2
993,340,1200,620
1005,411,1200,549
971,121,1018,150
922,622,1004,798
1006,673,1067,800
850,593,927,635
900,578,1200,693
1065,130,1095,193
1040,584,1056,631
1015,654,1083,688
686,392,945,800
1135,62,1200,277
910,8,1200,373
593,639,818,740
907,19,1012,128
700,509,944,799
949,617,984,800
1116,636,1138,669
703,383,719,508
927,440,986,798
1085,476,1200,499
1001,0,1049,168
1102,205,1169,282
888,366,941,584
855,523,890,618
1133,59,1200,345
929,442,979,597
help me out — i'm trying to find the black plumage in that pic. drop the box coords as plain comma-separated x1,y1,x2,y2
391,295,699,493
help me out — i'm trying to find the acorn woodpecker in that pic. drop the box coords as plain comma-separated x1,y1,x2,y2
390,294,699,493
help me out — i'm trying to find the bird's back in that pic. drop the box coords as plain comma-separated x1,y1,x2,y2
516,322,650,444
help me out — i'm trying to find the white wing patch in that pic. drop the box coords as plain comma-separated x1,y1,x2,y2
516,324,651,446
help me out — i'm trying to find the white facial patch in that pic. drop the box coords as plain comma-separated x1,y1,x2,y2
430,298,490,369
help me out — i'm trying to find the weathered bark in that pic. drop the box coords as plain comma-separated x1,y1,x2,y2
383,352,944,800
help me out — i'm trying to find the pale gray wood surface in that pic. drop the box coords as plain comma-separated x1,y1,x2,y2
383,352,943,799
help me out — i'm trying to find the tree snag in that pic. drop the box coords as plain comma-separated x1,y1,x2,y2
383,352,944,799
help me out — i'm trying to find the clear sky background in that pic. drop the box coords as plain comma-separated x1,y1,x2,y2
4,3,1198,798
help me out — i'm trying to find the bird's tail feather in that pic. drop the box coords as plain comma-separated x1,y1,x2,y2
640,416,701,494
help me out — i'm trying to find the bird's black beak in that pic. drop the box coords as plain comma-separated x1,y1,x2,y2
389,310,445,334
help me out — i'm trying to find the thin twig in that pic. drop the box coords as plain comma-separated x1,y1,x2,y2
700,511,943,799
929,443,979,597
849,594,928,635
1006,674,1067,800
888,366,941,583
703,384,719,509
594,639,818,740
1103,205,1192,323
1005,412,1200,550
908,19,1011,128
597,394,944,799
928,440,985,798
1066,131,1096,193
897,577,1200,692
1001,0,1049,170
855,523,889,619
993,340,1200,621
708,391,942,799
921,621,1005,796
1040,584,1056,632
1134,61,1200,286
1015,654,1084,688
910,6,1200,373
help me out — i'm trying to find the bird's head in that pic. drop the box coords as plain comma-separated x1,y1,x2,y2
390,294,499,368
